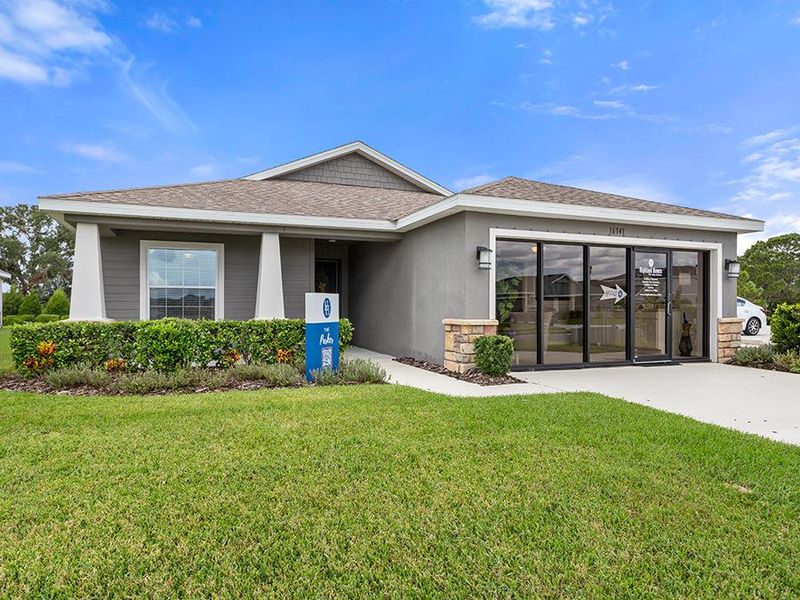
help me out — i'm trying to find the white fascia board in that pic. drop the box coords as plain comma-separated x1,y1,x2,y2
241,141,452,196
396,193,765,234
39,198,397,232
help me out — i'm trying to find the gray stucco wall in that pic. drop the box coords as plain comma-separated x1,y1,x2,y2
349,212,740,363
101,231,313,320
276,153,421,192
349,213,470,362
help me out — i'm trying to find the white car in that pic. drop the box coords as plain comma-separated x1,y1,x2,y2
737,297,767,336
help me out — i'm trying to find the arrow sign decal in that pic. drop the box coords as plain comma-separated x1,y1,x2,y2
600,284,628,304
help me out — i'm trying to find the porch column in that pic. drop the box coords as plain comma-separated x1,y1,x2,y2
254,232,285,319
69,222,108,321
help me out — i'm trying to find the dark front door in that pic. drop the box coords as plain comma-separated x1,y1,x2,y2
633,250,671,362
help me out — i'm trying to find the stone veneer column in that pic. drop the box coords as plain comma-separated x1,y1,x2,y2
717,317,744,363
443,319,499,373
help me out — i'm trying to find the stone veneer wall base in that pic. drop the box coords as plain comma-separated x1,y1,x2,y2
443,319,499,374
717,317,744,363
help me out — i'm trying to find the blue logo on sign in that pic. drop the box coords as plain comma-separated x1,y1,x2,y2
322,297,331,319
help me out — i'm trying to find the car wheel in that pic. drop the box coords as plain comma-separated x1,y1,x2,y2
745,317,761,336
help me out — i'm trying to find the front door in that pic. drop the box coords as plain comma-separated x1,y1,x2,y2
633,250,670,362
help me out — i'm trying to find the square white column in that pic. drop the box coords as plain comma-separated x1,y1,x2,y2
254,232,285,319
68,222,109,321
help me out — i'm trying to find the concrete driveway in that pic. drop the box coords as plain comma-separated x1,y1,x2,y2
517,363,800,445
349,348,800,445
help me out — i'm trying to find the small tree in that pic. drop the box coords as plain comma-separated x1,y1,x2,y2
18,292,42,316
44,289,70,316
2,286,23,316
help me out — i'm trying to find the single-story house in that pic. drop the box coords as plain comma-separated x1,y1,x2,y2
39,141,764,369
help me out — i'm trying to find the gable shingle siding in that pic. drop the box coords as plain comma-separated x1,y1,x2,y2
276,153,422,192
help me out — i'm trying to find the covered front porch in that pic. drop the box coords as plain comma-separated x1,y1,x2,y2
66,219,397,324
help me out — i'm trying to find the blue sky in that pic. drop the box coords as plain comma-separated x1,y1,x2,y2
1,0,799,251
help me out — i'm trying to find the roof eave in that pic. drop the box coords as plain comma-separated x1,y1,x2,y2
395,193,765,234
38,198,398,233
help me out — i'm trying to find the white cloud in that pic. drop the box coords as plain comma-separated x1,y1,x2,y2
144,12,178,33
515,42,528,48
186,16,202,28
611,59,630,70
475,0,555,30
612,83,659,94
62,142,127,163
190,163,217,178
0,159,38,173
742,128,794,148
706,123,733,135
723,128,800,249
593,99,626,109
791,14,800,26
0,0,111,85
572,14,591,27
119,58,197,135
539,48,553,64
519,101,615,120
453,174,497,190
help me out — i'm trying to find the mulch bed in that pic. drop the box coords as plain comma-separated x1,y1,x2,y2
0,374,305,396
393,357,524,386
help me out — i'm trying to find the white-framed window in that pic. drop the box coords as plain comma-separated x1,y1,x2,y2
139,241,225,320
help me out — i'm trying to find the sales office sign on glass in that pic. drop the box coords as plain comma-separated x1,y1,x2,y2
639,258,664,298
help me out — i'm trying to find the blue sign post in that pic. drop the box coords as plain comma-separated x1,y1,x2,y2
305,292,340,381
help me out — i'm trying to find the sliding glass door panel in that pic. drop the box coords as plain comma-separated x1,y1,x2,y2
542,244,584,364
495,240,539,367
589,247,628,363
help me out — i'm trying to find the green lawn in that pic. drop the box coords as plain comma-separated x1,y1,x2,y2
1,386,799,596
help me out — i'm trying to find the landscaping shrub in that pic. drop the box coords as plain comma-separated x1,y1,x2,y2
228,363,304,387
311,358,387,385
35,313,63,323
2,286,23,316
337,358,388,384
46,367,112,389
774,350,800,374
771,303,800,353
10,318,353,373
43,289,70,316
732,344,775,368
4,314,35,326
18,292,41,317
474,334,514,376
111,369,227,395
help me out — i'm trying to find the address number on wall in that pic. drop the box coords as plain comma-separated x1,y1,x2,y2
608,226,625,236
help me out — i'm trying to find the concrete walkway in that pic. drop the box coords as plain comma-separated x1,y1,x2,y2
346,347,800,445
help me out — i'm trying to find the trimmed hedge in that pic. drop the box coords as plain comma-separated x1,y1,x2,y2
771,303,800,353
11,318,354,373
4,314,36,326
474,334,514,376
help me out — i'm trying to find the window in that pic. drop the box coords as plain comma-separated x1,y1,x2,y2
140,242,224,320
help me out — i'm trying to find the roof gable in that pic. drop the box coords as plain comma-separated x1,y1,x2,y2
242,141,451,195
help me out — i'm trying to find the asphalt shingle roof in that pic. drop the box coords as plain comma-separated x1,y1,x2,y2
462,176,750,221
42,174,757,224
41,178,446,221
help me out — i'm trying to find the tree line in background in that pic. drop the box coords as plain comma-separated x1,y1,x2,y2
1,204,75,323
738,233,800,315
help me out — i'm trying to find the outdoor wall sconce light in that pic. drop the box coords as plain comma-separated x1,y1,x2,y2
476,245,493,270
725,259,741,278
